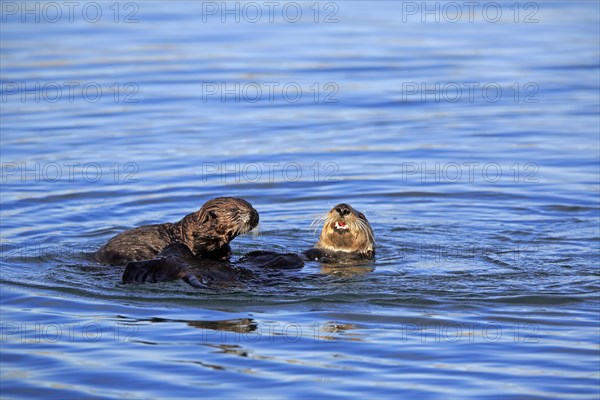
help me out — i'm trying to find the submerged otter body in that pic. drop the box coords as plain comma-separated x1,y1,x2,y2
97,197,258,265
123,243,251,288
121,203,374,288
122,244,304,288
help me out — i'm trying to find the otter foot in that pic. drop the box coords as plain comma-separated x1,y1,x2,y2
122,258,207,289
240,251,304,269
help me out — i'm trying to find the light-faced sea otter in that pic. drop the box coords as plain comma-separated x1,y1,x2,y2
121,203,375,288
97,197,258,265
304,203,375,262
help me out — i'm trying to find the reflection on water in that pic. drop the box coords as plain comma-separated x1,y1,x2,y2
320,264,374,277
1,1,599,399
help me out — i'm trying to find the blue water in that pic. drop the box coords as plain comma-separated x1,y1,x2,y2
1,1,599,398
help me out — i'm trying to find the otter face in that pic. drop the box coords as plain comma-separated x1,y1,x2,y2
189,197,259,254
315,203,375,258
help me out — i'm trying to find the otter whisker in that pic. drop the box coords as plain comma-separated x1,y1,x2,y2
357,218,375,246
309,213,328,236
309,213,327,227
250,224,262,238
97,197,259,265
319,215,336,236
310,203,376,261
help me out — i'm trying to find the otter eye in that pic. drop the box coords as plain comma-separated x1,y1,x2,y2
358,213,366,220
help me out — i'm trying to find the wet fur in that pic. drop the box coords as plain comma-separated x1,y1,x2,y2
122,243,252,288
122,244,303,288
120,202,374,289
304,203,375,262
97,197,258,265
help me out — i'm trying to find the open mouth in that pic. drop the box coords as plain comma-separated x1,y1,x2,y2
335,220,349,231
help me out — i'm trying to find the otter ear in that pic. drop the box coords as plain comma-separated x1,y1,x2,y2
202,210,217,224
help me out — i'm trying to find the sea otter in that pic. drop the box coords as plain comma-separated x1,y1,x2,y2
121,203,374,288
97,197,258,265
304,203,375,262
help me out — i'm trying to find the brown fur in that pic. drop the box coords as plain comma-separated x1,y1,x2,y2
305,203,375,262
122,245,303,288
119,202,374,289
97,197,258,265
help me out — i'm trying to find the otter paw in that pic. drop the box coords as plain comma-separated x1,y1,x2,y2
240,251,304,269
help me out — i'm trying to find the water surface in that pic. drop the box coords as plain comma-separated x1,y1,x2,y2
1,1,599,398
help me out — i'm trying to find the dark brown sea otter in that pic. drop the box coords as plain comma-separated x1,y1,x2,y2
97,197,259,265
121,203,374,288
304,203,375,262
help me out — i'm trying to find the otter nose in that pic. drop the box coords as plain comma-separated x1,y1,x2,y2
335,204,351,216
250,209,259,227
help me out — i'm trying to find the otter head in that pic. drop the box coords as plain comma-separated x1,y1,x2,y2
182,197,259,256
315,203,375,259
